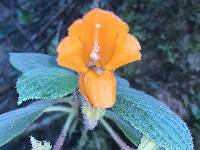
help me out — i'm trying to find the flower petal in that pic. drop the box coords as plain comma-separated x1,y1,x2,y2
105,34,141,70
57,36,88,73
68,8,129,65
79,73,86,96
83,70,116,108
68,19,92,62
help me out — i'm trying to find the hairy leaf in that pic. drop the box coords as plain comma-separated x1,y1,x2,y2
9,53,57,72
105,110,142,146
108,76,142,146
112,87,193,150
17,67,77,104
0,100,55,147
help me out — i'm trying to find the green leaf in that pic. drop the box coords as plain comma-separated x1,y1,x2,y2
17,67,77,104
112,87,193,150
105,110,142,146
9,53,57,72
0,100,56,147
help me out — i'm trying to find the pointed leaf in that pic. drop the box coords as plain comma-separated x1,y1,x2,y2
17,67,77,104
0,100,56,147
9,53,57,72
112,87,193,150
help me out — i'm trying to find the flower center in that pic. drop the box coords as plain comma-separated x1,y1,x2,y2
88,23,105,74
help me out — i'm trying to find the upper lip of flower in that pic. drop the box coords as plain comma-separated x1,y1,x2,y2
57,8,141,74
57,8,141,108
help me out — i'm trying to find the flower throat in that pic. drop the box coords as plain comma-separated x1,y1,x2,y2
87,23,105,74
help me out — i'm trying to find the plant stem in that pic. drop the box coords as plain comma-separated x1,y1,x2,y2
100,119,133,150
73,90,80,110
77,128,89,150
138,137,159,150
56,97,74,106
53,112,75,150
25,113,65,134
62,97,75,106
93,132,101,150
44,106,73,113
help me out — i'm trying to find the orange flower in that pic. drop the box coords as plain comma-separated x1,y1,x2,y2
57,8,141,108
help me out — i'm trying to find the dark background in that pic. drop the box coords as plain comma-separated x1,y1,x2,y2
0,0,199,149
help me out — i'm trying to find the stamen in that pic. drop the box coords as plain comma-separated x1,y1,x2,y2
95,23,101,29
88,60,96,68
90,51,99,60
87,23,105,74
88,23,103,71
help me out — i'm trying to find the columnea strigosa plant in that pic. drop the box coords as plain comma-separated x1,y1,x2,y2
0,8,193,150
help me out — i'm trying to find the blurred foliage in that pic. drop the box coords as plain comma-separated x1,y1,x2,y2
117,0,199,64
116,0,200,82
116,0,200,111
192,105,200,126
16,10,33,25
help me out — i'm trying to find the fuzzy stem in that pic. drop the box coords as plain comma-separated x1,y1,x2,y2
138,137,159,150
44,106,73,113
93,132,101,150
56,96,74,106
73,90,80,111
61,97,75,106
77,128,89,150
53,112,75,150
100,119,133,150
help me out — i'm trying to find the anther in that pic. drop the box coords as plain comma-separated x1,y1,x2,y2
90,51,99,61
87,23,105,73
95,23,101,29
